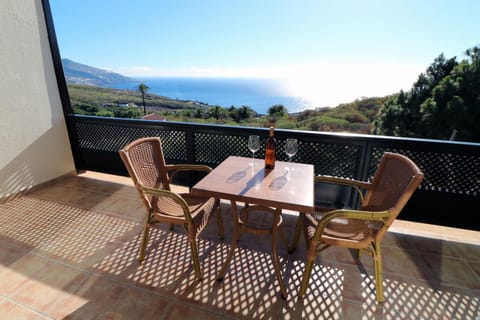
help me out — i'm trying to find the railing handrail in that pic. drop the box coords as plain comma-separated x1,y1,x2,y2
69,114,480,148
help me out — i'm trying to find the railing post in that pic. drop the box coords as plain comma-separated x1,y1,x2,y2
185,126,196,163
360,140,374,181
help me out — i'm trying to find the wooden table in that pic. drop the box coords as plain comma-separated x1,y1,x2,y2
192,156,314,298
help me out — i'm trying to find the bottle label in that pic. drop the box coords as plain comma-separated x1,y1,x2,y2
265,149,276,169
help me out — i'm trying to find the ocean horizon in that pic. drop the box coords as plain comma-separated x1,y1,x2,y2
113,77,319,114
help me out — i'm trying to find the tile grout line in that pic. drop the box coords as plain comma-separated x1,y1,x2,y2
0,293,56,320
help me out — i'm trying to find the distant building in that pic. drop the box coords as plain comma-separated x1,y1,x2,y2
101,102,138,108
119,102,138,108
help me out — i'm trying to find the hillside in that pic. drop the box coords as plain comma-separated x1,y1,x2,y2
295,97,387,133
67,83,384,134
68,84,208,111
62,59,385,133
62,59,135,87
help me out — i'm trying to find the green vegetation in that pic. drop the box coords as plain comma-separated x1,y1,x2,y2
137,82,149,116
295,97,386,132
374,46,480,142
67,46,480,142
68,83,205,112
67,83,383,133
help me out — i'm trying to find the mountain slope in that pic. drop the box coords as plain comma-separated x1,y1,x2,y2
62,58,135,87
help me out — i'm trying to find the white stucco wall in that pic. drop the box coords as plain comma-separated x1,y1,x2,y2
0,1,75,199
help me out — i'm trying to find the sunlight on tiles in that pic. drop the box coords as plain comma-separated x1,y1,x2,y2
218,246,285,318
1,174,479,319
94,227,195,287
0,196,140,263
381,277,480,319
284,260,345,320
173,239,229,302
3,265,89,317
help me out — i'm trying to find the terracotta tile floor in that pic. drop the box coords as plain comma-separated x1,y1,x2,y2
0,171,479,319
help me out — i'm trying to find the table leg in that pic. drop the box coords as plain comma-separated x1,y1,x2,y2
217,203,288,298
271,208,288,299
216,200,240,280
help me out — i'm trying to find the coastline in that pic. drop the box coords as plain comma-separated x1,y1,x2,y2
113,77,316,114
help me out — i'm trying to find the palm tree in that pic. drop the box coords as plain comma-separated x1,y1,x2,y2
137,83,150,115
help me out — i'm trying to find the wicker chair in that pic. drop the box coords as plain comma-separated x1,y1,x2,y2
119,137,224,281
296,152,424,302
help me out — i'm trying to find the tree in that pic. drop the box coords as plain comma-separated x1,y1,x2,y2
227,106,238,121
268,104,288,117
227,105,255,123
266,104,288,125
374,47,480,142
209,105,226,120
194,108,204,119
237,105,255,122
137,83,150,115
374,53,459,138
419,47,480,141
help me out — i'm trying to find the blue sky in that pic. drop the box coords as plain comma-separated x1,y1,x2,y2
50,0,480,107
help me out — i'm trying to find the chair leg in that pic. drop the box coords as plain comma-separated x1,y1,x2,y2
299,258,315,297
189,236,202,281
372,242,385,303
216,204,225,240
138,223,151,262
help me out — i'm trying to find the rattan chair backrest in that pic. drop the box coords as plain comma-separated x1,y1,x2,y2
363,152,424,230
119,137,170,206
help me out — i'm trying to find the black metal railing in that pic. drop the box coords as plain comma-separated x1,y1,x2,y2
67,115,480,231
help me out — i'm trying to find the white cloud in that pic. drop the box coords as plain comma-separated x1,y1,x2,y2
279,62,424,107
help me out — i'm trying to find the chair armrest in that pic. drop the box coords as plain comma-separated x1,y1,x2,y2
167,164,213,173
140,185,192,223
314,175,371,203
313,208,390,240
166,164,213,183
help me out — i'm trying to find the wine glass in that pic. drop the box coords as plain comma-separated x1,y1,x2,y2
248,135,260,166
285,138,298,171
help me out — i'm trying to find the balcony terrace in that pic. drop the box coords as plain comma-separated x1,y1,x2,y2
1,1,480,318
0,171,479,319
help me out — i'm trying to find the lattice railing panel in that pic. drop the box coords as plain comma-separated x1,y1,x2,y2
194,133,251,164
194,133,362,179
74,122,187,161
72,117,479,197
298,141,362,178
370,147,479,195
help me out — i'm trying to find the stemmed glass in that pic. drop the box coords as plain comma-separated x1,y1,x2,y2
285,138,298,171
248,135,260,166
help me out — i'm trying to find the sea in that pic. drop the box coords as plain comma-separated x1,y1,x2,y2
114,77,315,115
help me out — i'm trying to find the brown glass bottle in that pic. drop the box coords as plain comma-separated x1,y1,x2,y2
264,126,276,169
